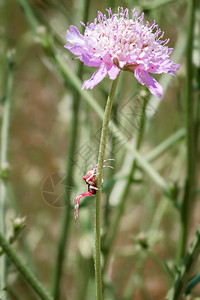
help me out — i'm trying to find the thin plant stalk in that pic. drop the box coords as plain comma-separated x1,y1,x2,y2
95,74,120,300
52,0,91,299
103,95,148,270
52,62,83,300
6,183,38,274
0,54,15,300
169,225,200,300
176,0,196,263
0,231,53,300
145,128,185,162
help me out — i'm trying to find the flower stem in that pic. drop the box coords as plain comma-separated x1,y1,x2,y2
0,51,15,300
0,231,53,300
176,0,196,263
95,74,120,300
103,95,148,270
169,225,200,300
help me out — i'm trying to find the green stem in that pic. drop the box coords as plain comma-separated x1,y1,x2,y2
0,231,53,300
169,225,200,300
51,63,82,300
176,0,196,263
0,55,15,300
186,274,200,295
103,96,148,269
52,1,90,299
95,74,120,300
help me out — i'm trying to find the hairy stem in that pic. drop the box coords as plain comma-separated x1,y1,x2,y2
176,0,196,263
95,74,120,300
103,95,148,270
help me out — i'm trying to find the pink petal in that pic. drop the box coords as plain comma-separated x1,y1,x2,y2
103,51,112,65
134,69,144,85
81,53,102,67
64,44,87,56
107,64,120,80
82,64,108,89
66,25,85,46
135,70,163,99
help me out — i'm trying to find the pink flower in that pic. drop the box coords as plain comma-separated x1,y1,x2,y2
65,7,180,99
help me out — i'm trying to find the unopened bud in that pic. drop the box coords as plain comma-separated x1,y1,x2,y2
0,162,10,180
137,232,148,249
35,26,51,50
12,217,26,232
7,48,16,70
140,90,148,98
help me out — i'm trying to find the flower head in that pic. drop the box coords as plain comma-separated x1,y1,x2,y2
65,7,180,99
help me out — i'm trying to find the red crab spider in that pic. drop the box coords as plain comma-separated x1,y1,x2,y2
74,159,114,225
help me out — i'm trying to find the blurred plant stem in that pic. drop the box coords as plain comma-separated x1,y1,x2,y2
75,253,92,300
102,94,148,272
0,217,26,257
52,62,83,300
145,128,185,162
6,183,38,274
169,225,200,300
0,49,15,300
0,0,9,97
16,0,172,198
95,73,120,300
52,0,90,299
176,0,196,263
103,128,185,191
122,252,151,300
7,288,22,300
0,231,53,300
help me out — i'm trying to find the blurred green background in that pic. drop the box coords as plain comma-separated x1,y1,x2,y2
0,0,199,299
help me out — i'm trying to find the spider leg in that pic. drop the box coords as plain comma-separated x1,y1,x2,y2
103,159,114,169
74,191,93,226
89,186,100,191
103,159,115,162
103,165,114,169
